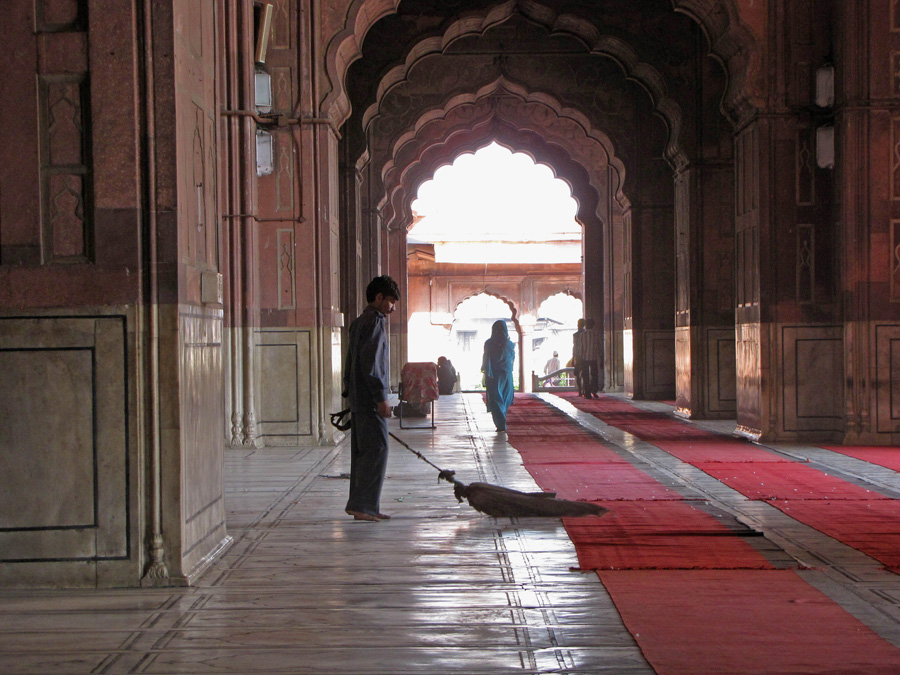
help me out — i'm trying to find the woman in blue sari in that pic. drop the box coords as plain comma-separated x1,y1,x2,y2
482,320,516,431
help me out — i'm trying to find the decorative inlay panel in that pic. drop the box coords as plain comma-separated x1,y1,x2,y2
39,75,92,263
796,128,814,206
893,220,900,302
277,228,296,309
276,133,294,212
797,224,814,304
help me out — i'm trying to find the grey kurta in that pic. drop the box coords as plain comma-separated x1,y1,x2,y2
343,304,390,413
343,304,390,516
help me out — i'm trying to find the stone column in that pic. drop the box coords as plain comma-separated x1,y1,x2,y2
388,224,408,388
734,110,844,443
674,161,736,419
624,200,676,400
836,1,900,443
518,314,537,393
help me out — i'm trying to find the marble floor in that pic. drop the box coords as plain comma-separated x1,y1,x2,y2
2,393,900,674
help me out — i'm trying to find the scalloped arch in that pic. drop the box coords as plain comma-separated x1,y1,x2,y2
322,0,761,131
382,117,605,234
357,7,689,168
454,290,520,329
375,81,625,232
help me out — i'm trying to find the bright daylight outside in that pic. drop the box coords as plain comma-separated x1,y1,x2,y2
406,142,583,391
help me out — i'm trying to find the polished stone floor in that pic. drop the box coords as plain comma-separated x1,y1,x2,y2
2,393,900,673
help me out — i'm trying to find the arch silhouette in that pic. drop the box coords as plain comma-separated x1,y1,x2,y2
373,82,623,235
323,0,761,135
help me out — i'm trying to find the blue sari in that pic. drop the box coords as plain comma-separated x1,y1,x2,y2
482,320,516,431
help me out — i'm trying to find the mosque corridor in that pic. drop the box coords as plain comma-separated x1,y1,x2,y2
3,393,900,673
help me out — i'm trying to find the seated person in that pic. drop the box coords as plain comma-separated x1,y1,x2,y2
437,356,458,395
393,401,428,417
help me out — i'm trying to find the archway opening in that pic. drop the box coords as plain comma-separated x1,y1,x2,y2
405,142,583,391
534,292,583,372
450,293,517,391
408,142,581,265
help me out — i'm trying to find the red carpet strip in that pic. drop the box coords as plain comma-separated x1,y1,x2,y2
504,395,900,673
697,461,890,501
599,569,900,674
504,395,771,570
822,445,900,472
565,500,773,570
560,392,900,570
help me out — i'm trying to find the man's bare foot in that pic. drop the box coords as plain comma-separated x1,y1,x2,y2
346,510,379,522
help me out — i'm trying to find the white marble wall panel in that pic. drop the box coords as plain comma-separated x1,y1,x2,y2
643,329,676,399
781,325,843,433
0,315,133,585
258,328,312,445
875,324,900,433
179,307,226,579
706,327,737,413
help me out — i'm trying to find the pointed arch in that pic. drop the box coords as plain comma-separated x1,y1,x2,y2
323,0,762,134
372,80,626,236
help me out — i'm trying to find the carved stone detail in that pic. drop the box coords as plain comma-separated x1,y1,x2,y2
39,75,91,263
797,224,814,304
796,128,814,206
892,117,900,199
892,220,900,302
277,228,296,310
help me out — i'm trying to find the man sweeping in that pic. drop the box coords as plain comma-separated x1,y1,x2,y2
343,275,400,522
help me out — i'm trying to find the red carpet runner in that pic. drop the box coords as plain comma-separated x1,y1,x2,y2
559,392,900,570
823,445,900,472
504,394,900,674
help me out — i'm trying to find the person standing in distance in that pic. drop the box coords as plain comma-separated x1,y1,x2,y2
572,318,586,396
581,318,601,398
482,319,516,433
343,275,400,522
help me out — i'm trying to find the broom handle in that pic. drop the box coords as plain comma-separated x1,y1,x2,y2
388,432,451,476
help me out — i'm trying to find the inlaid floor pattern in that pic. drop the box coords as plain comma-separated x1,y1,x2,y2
3,393,900,674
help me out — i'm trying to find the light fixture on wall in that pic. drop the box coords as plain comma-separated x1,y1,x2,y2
255,70,272,114
814,62,835,169
256,130,274,176
816,126,834,169
815,64,834,108
254,3,274,64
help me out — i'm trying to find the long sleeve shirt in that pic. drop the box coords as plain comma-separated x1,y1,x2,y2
343,304,390,413
572,329,585,362
581,329,601,361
